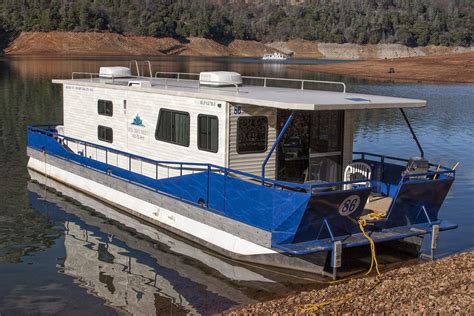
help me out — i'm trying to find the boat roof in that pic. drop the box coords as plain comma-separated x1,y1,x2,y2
52,76,426,111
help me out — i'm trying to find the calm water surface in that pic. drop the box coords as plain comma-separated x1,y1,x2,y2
0,56,472,315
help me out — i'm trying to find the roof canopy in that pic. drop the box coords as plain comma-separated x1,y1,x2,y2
53,77,426,111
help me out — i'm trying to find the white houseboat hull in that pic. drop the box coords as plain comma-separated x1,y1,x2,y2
27,148,332,277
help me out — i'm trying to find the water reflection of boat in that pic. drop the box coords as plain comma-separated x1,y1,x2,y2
28,170,293,315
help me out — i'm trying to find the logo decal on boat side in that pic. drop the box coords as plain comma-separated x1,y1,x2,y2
338,195,361,216
128,114,149,141
131,114,145,127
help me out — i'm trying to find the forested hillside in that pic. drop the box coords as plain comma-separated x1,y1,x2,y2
0,0,472,47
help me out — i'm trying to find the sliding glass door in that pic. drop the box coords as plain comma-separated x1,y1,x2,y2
307,111,344,182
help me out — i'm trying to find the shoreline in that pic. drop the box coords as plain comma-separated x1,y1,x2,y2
289,52,474,84
4,52,472,85
2,32,472,84
224,251,473,314
2,31,472,60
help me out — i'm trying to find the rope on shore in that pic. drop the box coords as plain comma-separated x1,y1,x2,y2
298,219,382,315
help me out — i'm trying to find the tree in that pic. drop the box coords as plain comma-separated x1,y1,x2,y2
0,0,470,47
396,26,417,47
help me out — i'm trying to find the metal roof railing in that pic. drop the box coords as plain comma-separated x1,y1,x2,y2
154,72,240,94
242,76,346,93
71,72,100,81
70,68,347,94
153,71,346,93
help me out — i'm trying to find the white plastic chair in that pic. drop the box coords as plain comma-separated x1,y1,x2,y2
304,160,324,183
343,162,372,190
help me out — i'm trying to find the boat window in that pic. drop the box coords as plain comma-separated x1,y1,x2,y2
98,100,113,116
155,109,190,147
237,116,268,153
198,115,218,153
98,125,113,143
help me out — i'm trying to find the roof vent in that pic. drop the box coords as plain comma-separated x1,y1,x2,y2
99,66,132,78
199,71,242,87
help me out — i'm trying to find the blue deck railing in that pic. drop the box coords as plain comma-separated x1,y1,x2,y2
28,125,457,249
28,125,456,199
29,125,310,190
28,125,316,234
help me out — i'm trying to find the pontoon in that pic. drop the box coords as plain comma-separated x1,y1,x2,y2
27,61,457,279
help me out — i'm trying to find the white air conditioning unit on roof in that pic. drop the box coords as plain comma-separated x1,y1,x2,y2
99,67,132,78
199,71,242,87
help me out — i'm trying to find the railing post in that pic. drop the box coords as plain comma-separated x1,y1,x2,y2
400,108,424,158
261,111,295,180
207,165,211,207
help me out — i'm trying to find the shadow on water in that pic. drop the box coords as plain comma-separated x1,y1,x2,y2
0,56,472,314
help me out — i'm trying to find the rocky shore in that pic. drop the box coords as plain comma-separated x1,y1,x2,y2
3,32,472,60
291,52,474,84
224,251,473,315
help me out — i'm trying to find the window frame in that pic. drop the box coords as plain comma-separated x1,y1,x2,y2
98,99,113,117
97,125,113,143
197,114,219,153
155,108,190,147
236,116,268,154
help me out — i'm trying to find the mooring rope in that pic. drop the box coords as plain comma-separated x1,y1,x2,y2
298,218,382,315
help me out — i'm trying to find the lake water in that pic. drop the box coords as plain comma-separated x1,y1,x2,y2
0,56,472,315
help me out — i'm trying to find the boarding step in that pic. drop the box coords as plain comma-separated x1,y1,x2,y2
273,220,457,255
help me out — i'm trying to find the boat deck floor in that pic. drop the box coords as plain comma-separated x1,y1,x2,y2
362,194,393,218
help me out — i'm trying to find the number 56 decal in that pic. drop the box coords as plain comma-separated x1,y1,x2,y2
338,195,361,216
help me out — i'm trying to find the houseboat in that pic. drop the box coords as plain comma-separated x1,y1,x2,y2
262,52,288,61
27,62,457,279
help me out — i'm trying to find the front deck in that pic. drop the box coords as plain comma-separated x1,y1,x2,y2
28,125,457,260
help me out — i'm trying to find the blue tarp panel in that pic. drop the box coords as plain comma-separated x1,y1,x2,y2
28,129,311,233
28,128,457,253
289,187,372,244
385,178,454,228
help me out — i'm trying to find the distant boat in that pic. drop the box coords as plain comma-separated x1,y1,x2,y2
262,52,287,61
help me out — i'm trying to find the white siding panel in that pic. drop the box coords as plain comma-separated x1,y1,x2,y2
228,103,277,179
62,85,228,174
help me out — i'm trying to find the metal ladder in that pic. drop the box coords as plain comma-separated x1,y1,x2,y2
128,60,153,80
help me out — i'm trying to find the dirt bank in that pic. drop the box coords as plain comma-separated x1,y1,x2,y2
3,32,182,56
225,251,474,315
4,32,473,60
291,52,474,83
